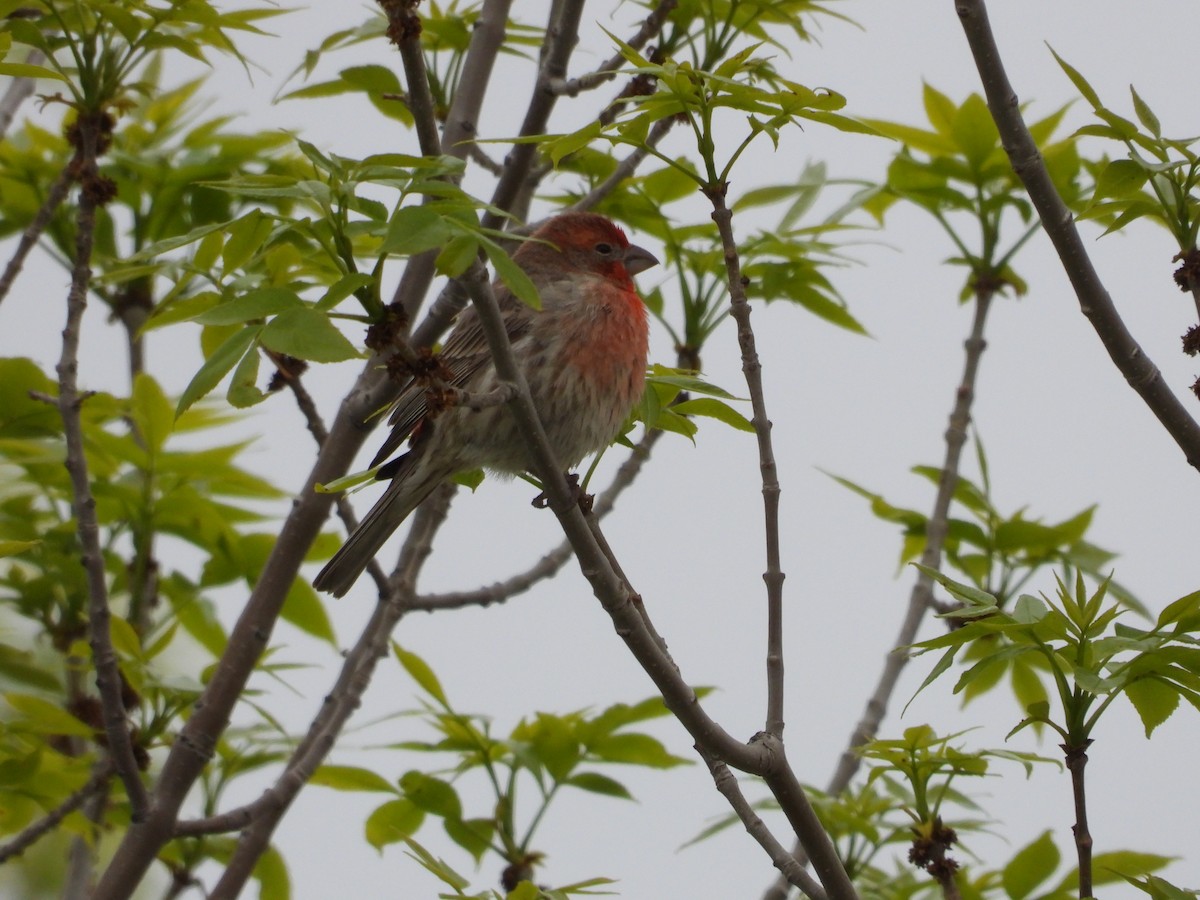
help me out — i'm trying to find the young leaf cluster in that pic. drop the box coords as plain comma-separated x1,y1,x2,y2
307,646,692,897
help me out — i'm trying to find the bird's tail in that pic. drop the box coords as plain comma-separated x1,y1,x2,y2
313,457,442,598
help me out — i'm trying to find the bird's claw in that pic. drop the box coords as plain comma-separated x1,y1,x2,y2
530,473,592,512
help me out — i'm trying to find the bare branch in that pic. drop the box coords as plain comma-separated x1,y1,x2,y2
0,760,115,863
827,290,993,794
0,50,41,140
55,114,148,819
764,289,996,900
1064,741,1095,898
705,187,786,739
482,0,585,228
700,751,827,900
0,167,71,307
955,0,1200,470
569,117,677,213
266,350,391,598
193,486,453,899
549,0,677,97
95,1,519,884
412,430,660,612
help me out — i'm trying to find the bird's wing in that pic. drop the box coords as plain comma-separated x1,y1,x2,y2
368,297,534,469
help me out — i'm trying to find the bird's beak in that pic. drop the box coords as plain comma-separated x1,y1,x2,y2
622,243,659,276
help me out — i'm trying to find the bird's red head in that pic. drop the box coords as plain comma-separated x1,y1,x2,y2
520,212,658,287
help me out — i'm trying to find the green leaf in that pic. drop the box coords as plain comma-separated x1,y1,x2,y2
564,771,634,800
1002,830,1060,900
177,325,262,416
4,694,94,736
587,732,687,768
483,240,541,309
311,765,397,793
0,357,60,437
1125,677,1180,738
222,209,275,274
196,289,306,327
252,845,290,900
130,373,174,456
393,644,448,706
400,771,462,820
281,579,336,645
670,397,754,432
1090,159,1149,204
259,309,361,363
507,881,539,900
0,646,61,691
317,273,376,311
227,344,266,408
912,564,998,609
1129,86,1162,138
1050,48,1102,109
443,817,493,864
951,94,1000,175
380,206,452,256
366,799,424,850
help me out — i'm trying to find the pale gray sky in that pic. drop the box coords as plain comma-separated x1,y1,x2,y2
4,1,1200,897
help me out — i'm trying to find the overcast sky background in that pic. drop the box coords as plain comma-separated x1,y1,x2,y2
5,1,1200,897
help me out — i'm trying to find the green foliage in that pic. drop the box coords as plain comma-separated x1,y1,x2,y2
828,436,1140,618
309,646,692,892
0,0,284,111
912,570,1200,744
1052,50,1200,251
544,38,872,192
859,725,1049,840
868,84,1080,300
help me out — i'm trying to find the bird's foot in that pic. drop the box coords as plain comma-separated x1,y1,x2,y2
530,473,593,513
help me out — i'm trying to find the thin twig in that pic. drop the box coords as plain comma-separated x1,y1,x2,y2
763,289,995,900
0,167,72,306
482,0,585,228
266,350,391,598
94,1,519,884
459,260,858,900
0,759,115,863
827,291,993,793
0,49,41,139
550,0,676,97
196,486,452,899
56,114,149,819
570,118,677,213
706,187,786,739
1064,740,1094,898
699,750,828,900
955,0,1200,470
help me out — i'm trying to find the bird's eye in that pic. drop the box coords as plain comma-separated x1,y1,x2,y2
594,242,613,255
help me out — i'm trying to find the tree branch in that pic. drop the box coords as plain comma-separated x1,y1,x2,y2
56,113,149,820
549,0,677,97
412,428,660,612
0,166,72,307
458,261,857,900
763,288,995,900
1064,740,1095,898
0,759,115,863
191,485,452,900
569,117,677,213
705,186,786,739
0,49,40,140
700,751,828,900
482,0,584,228
955,0,1200,470
95,1,515,887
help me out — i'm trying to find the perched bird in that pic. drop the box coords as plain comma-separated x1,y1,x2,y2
313,212,658,597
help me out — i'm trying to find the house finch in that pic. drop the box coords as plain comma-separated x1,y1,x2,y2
313,212,657,597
